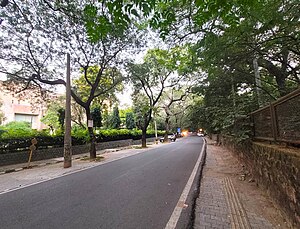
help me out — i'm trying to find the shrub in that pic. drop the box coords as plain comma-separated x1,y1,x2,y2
71,126,90,143
0,121,41,139
0,127,164,154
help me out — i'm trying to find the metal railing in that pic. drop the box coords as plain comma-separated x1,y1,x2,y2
251,88,300,145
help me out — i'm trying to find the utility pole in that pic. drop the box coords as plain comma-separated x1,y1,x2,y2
154,119,158,144
64,53,72,168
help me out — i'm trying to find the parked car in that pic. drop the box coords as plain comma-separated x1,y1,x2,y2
160,134,176,142
197,132,204,137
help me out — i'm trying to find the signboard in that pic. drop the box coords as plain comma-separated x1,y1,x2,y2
88,120,93,128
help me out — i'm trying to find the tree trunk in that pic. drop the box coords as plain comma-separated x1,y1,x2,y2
141,127,147,148
275,75,287,97
164,116,170,142
86,108,96,159
141,110,152,148
258,58,288,97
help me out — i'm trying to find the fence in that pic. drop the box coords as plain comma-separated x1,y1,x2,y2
251,88,300,145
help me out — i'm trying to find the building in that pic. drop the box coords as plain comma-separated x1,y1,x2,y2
0,81,49,130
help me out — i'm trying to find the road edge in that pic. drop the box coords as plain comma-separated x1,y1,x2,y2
165,137,207,229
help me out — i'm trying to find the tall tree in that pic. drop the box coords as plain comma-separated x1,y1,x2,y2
0,0,140,158
159,88,191,141
91,106,102,130
109,106,121,129
129,48,184,147
125,112,135,129
41,97,65,134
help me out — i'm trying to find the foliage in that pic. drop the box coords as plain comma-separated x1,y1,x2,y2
91,106,102,128
71,125,90,143
125,112,135,129
108,106,121,129
132,93,150,130
96,128,164,142
0,0,141,158
73,66,124,105
41,96,65,134
0,125,165,154
57,108,65,131
187,74,256,140
0,121,40,139
129,48,185,146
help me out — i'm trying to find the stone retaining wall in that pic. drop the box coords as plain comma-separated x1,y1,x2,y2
222,137,300,227
0,138,156,166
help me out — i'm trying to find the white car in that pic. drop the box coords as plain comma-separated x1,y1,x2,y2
197,133,204,137
160,134,176,142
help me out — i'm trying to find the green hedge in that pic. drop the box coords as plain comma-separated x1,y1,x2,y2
0,128,164,154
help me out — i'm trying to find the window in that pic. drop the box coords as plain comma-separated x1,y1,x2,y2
14,114,38,128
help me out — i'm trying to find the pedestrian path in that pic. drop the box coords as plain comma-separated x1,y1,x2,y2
193,138,289,229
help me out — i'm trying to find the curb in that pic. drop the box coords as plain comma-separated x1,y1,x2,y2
0,145,145,176
0,161,63,175
189,138,207,228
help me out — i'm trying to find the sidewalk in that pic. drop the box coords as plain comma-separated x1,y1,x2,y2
193,138,292,229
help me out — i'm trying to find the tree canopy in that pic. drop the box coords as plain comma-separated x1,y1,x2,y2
1,0,299,144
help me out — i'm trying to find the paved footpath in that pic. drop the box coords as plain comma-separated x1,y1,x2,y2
193,138,292,229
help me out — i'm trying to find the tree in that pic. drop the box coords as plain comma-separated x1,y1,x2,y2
0,0,140,158
58,108,65,131
125,112,135,129
159,88,191,141
73,66,124,107
109,106,121,129
91,106,102,129
129,48,184,147
71,100,86,129
40,96,65,134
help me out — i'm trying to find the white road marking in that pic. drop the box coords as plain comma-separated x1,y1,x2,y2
165,139,206,229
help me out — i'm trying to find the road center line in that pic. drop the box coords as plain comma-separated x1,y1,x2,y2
165,139,206,229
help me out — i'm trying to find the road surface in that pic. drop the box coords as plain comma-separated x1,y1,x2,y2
0,136,204,229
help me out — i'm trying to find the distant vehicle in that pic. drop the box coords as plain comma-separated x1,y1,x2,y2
197,132,204,137
181,131,188,137
160,134,176,142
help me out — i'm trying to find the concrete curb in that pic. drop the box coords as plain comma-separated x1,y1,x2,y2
188,138,207,228
165,138,207,229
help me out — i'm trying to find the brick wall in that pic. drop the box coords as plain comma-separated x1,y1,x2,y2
222,137,300,227
0,138,156,167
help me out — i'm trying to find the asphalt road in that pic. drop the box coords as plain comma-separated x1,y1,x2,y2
0,136,204,229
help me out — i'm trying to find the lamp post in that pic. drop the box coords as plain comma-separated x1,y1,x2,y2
64,53,72,168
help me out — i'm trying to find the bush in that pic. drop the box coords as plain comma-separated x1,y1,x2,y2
0,126,164,154
0,121,43,139
96,129,132,142
71,126,90,143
